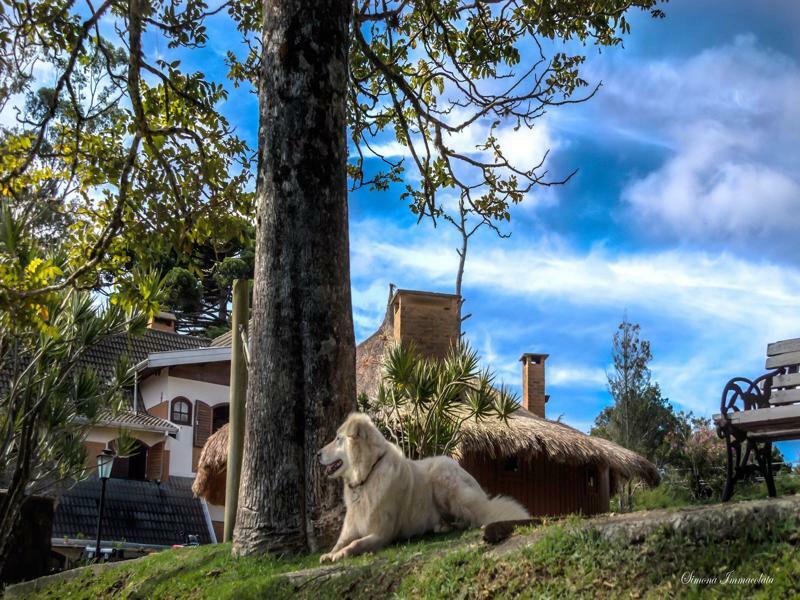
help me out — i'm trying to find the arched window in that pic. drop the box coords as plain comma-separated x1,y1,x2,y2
171,397,192,425
212,404,229,433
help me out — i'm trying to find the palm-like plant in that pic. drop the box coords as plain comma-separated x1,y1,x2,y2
373,341,519,459
0,198,159,572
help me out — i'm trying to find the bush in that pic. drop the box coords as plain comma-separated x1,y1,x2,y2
663,417,727,501
369,342,518,459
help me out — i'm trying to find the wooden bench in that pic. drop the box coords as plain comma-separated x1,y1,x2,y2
713,337,800,501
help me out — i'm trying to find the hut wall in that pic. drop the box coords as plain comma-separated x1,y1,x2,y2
460,451,610,517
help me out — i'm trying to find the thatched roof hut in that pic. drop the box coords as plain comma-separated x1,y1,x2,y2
193,286,659,508
457,406,659,486
354,288,659,486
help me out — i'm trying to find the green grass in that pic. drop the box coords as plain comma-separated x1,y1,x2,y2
26,542,317,600
630,473,800,512
20,510,800,599
397,518,799,599
22,530,479,600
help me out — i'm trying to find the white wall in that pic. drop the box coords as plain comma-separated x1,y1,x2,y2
139,369,169,408
208,503,224,522
139,369,230,478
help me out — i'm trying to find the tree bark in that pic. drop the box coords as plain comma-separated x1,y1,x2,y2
232,0,355,556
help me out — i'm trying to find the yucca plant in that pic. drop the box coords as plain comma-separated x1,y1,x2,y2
373,341,519,459
0,200,161,572
0,288,149,572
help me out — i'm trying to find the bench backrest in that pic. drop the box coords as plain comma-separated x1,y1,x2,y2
766,338,800,405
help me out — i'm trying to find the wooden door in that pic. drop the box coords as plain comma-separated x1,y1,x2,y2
146,441,165,481
194,400,212,448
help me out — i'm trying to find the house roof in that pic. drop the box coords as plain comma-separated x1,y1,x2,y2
52,475,214,547
83,329,209,384
90,408,178,435
393,288,460,300
135,346,232,377
0,329,208,394
1,328,208,435
209,324,247,348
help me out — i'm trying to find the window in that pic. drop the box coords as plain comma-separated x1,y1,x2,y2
212,404,229,433
586,466,598,492
171,397,192,425
503,456,519,473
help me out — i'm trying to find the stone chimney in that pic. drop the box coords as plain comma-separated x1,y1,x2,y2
392,289,460,359
147,311,177,333
520,353,549,417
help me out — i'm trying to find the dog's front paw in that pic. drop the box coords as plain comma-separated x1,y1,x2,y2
320,550,345,564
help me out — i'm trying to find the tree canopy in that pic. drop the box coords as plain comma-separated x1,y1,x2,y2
592,318,685,465
0,0,667,311
0,0,254,325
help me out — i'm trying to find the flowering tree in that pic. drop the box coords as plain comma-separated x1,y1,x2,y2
666,417,727,500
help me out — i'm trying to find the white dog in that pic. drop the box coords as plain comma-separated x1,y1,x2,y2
317,412,529,563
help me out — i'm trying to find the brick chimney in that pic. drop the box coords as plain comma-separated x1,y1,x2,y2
520,353,549,418
147,311,177,333
392,289,460,359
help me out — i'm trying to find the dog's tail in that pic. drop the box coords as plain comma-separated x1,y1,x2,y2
478,495,529,525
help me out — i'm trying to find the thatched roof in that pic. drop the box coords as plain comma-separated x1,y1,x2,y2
456,407,659,485
192,286,659,504
356,295,396,402
191,424,228,505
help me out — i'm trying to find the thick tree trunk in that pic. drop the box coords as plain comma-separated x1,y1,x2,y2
232,0,355,556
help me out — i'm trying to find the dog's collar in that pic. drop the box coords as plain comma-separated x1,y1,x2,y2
348,451,387,490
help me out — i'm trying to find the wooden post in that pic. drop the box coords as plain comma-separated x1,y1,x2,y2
224,279,249,542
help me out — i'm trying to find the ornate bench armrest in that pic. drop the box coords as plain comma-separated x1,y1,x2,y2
719,369,784,422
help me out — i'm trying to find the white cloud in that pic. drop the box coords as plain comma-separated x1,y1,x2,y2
356,231,800,333
599,35,800,248
367,120,554,166
623,120,800,238
352,279,392,340
548,366,608,389
361,115,559,214
350,220,800,415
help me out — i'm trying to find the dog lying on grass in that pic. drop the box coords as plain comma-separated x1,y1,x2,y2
317,412,529,563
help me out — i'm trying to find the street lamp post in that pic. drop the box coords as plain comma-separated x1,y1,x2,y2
95,449,115,562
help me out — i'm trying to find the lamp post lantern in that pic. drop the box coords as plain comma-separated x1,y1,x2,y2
95,449,114,561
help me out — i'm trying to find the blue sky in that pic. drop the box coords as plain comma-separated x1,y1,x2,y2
345,0,800,462
180,1,800,459
7,1,800,460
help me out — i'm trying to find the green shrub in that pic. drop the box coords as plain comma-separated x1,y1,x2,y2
370,342,518,459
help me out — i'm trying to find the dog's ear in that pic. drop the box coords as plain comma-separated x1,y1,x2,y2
348,420,364,439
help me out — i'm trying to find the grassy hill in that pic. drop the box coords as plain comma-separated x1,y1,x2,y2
12,496,800,599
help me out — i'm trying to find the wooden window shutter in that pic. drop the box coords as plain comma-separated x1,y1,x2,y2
194,400,212,448
146,441,164,481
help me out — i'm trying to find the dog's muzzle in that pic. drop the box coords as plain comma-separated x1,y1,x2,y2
322,459,343,477
317,449,343,477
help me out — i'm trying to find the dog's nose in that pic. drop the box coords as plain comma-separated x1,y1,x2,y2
316,450,322,459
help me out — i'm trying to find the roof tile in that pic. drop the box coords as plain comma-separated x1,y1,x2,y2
52,476,213,547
